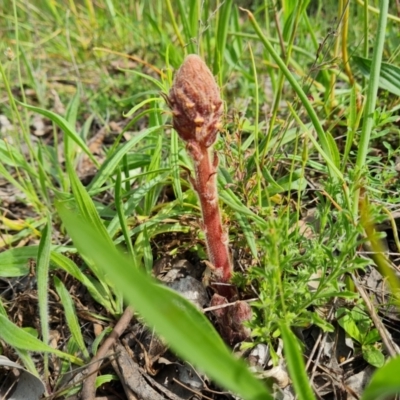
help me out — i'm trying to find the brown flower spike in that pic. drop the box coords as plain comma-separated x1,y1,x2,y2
165,55,232,286
167,54,223,148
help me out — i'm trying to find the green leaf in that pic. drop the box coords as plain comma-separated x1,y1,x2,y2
54,276,90,359
309,312,334,333
170,130,183,205
325,131,341,169
281,324,316,400
15,101,98,167
362,345,385,368
213,0,233,75
88,126,161,192
65,90,80,127
36,214,52,377
336,308,363,343
50,251,114,313
361,356,400,400
353,56,400,97
107,171,170,237
57,204,272,400
235,212,258,258
64,159,121,314
363,329,381,345
0,315,83,365
0,246,39,277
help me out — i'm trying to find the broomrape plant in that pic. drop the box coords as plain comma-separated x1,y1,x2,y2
164,55,252,343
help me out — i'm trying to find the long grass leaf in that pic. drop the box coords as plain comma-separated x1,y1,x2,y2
241,9,334,173
361,356,400,400
213,0,233,75
352,0,389,217
107,172,170,237
0,315,83,365
54,276,90,359
50,252,115,312
16,101,99,167
65,159,120,313
281,324,317,400
115,170,136,262
88,126,161,191
0,246,39,277
170,130,183,205
36,214,52,380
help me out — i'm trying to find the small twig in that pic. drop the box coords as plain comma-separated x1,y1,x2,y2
81,307,134,400
306,304,337,373
351,273,400,357
203,298,257,313
109,349,138,400
172,377,214,400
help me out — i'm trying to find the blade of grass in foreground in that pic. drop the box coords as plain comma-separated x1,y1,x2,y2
0,315,83,366
361,356,400,400
54,276,90,360
57,204,272,400
281,324,317,400
36,214,52,382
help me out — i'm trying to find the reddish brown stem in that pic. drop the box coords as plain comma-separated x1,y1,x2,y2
188,142,232,283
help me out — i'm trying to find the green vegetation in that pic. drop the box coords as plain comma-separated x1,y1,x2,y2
1,0,400,399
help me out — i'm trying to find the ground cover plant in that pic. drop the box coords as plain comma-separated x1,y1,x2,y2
1,0,400,399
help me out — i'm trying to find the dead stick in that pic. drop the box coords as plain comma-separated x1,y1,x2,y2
351,273,400,357
81,307,133,400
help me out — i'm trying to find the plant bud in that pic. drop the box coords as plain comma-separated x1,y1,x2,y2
167,54,223,147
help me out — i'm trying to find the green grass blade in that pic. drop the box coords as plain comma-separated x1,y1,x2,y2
124,97,161,118
88,126,161,192
287,103,345,184
241,8,334,174
50,251,115,312
107,172,170,238
353,56,400,97
16,101,99,167
352,0,389,218
65,156,121,313
170,130,183,205
281,324,317,400
53,276,90,360
235,212,258,259
0,299,7,317
57,204,272,400
115,170,136,262
66,162,113,248
361,356,400,400
213,0,233,75
140,225,153,273
0,315,83,365
65,89,80,127
176,0,195,53
144,134,164,214
15,349,40,377
0,246,40,277
165,0,185,48
36,214,52,381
